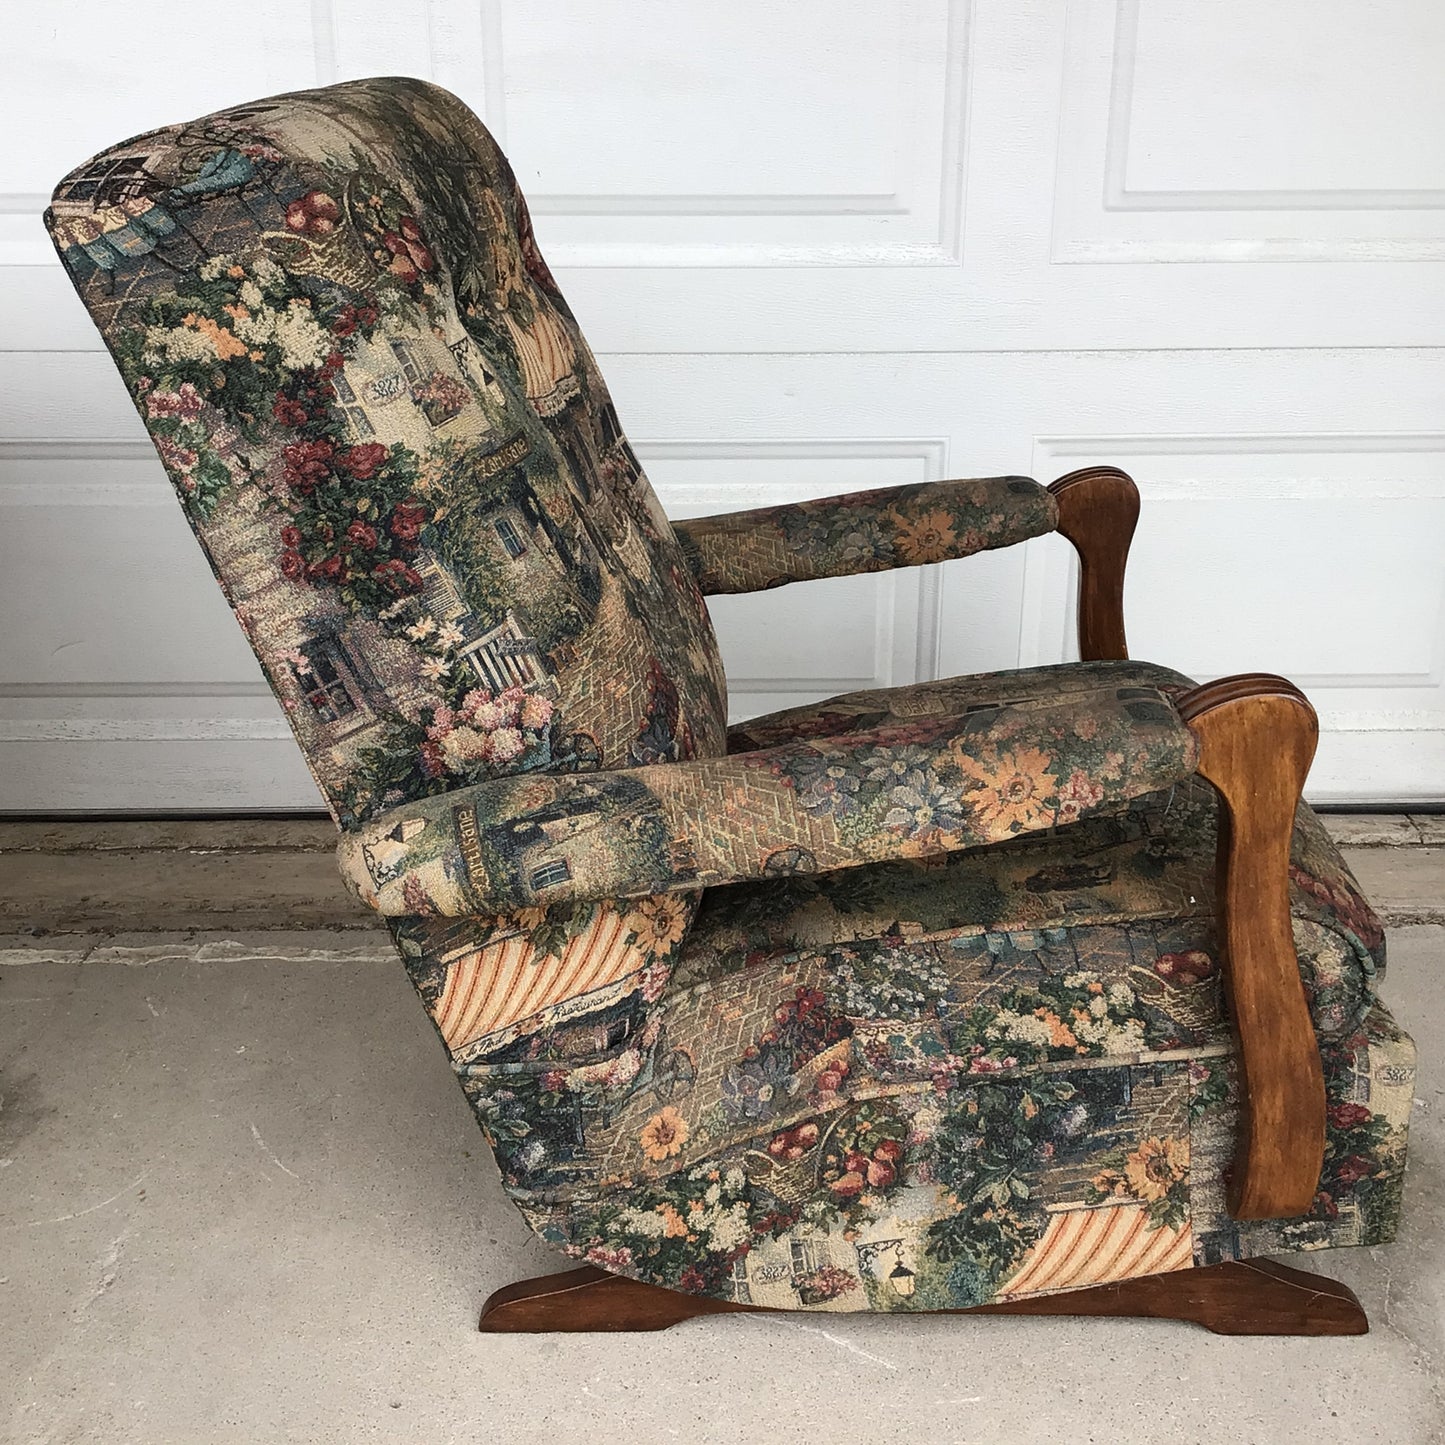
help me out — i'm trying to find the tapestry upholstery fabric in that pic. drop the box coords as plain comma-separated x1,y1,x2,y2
47,74,735,1019
49,76,732,820
393,660,1410,1310
337,680,1200,915
672,477,1058,595
50,79,1412,1317
727,659,1198,752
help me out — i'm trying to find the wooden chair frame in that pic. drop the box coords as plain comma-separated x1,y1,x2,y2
480,467,1363,1337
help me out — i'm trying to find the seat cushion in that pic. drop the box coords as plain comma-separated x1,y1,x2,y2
674,779,1383,1045
727,658,1198,754
456,669,1412,1311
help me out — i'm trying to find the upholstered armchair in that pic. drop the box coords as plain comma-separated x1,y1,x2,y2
49,78,1411,1336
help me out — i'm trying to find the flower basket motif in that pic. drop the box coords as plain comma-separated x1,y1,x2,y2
263,175,376,290
742,1146,817,1208
412,370,470,427
267,220,374,289
1129,954,1222,1037
794,1265,859,1305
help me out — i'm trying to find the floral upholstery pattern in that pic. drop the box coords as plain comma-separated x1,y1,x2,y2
673,477,1058,595
51,79,1412,1317
459,767,1409,1312
337,681,1199,916
49,79,729,817
49,75,733,1035
391,661,1407,1310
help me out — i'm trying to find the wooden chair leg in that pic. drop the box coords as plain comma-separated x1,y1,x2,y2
1047,465,1139,662
1178,674,1326,1219
479,1259,1366,1336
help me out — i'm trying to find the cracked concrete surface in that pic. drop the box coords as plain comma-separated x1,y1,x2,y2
0,835,1441,1444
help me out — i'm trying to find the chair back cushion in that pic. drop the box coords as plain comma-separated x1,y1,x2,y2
47,77,728,827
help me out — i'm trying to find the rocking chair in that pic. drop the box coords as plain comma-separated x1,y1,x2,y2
47,77,1410,1336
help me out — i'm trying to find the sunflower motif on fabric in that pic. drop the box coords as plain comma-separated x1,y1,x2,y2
639,1105,690,1163
623,895,691,955
1124,1136,1189,1202
1087,1134,1191,1228
889,507,959,565
953,743,1060,834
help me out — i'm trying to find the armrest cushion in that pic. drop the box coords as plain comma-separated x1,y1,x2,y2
337,684,1197,918
673,475,1057,595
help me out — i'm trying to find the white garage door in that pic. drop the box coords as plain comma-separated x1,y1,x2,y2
2,0,1443,809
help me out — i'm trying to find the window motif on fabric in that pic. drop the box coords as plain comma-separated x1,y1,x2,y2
789,1239,823,1276
494,515,526,559
293,639,365,726
529,859,572,891
388,337,424,387
331,372,375,438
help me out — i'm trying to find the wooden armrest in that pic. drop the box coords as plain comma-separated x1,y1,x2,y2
1048,466,1140,663
673,475,1057,595
1178,674,1326,1219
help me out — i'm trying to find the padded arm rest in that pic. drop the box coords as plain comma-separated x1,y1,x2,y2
673,476,1058,595
337,684,1197,917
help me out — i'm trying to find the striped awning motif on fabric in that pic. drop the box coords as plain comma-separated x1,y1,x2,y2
434,905,644,1052
999,1203,1193,1298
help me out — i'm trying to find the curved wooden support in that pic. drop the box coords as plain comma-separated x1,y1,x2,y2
479,1259,1365,1336
482,1265,748,1333
1178,673,1326,1219
1048,466,1140,662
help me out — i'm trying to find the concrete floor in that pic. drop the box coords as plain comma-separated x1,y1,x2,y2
1,824,1442,1444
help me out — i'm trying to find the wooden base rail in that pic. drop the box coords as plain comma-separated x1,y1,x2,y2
479,1260,1365,1336
1048,466,1140,663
